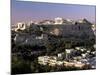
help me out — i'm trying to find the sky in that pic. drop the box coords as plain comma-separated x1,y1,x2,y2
11,0,96,25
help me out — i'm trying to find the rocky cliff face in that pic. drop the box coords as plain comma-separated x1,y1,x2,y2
12,22,95,47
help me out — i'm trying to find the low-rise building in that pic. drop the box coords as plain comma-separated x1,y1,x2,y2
75,47,81,50
63,61,74,67
74,63,85,68
54,17,63,25
38,56,50,65
91,51,96,55
56,61,63,66
81,54,87,58
38,56,57,66
57,52,65,60
39,20,54,25
87,50,91,53
48,62,56,67
65,49,73,54
15,22,27,31
73,56,82,61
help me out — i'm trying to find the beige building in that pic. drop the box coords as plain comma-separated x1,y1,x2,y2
54,17,63,24
15,22,27,31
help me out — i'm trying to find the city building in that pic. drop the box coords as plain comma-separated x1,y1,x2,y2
75,47,81,50
56,61,63,66
81,53,87,58
54,17,63,24
15,22,27,31
38,56,50,65
39,20,54,25
74,63,85,68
